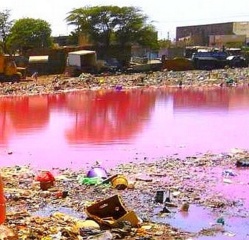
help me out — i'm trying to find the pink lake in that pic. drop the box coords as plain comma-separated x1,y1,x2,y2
1,86,249,170
1,85,249,238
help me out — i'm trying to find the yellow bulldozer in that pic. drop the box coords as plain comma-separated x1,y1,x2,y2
0,54,26,82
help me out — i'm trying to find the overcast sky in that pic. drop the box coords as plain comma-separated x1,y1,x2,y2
2,0,249,40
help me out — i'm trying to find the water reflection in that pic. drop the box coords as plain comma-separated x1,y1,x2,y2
0,95,50,145
0,86,249,169
65,90,156,144
170,86,249,111
172,87,230,110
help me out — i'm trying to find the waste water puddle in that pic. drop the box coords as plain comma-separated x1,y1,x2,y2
195,215,249,240
151,204,249,239
30,205,86,219
152,204,214,233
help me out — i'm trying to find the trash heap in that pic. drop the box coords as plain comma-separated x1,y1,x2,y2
1,67,249,96
0,148,249,239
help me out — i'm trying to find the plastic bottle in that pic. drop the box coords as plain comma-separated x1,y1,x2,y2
0,175,6,224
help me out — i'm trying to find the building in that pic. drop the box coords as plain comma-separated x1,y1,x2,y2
176,22,249,47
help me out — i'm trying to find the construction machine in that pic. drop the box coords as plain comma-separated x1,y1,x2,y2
0,55,26,82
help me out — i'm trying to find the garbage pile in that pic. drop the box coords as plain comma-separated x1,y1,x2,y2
0,165,184,239
0,148,249,239
1,67,249,96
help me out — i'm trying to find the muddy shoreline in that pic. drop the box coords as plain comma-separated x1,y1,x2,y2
1,68,249,239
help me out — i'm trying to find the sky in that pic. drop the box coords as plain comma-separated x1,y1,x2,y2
1,0,249,40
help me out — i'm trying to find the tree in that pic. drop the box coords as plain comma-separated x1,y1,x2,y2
7,18,52,54
135,25,159,50
66,6,158,49
158,39,173,49
0,9,13,53
66,6,117,47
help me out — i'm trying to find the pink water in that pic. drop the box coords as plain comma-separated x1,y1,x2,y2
1,86,249,238
1,86,249,170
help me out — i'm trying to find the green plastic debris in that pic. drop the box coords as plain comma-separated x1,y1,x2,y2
78,176,103,185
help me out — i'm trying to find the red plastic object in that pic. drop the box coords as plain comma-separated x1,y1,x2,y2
35,171,55,182
0,175,6,224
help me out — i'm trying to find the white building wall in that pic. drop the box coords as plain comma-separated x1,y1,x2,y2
233,22,249,37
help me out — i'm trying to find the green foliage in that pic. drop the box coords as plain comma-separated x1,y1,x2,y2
158,39,172,48
0,9,13,53
136,25,159,50
67,32,80,45
7,18,52,54
242,46,249,52
66,5,158,49
225,41,243,48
